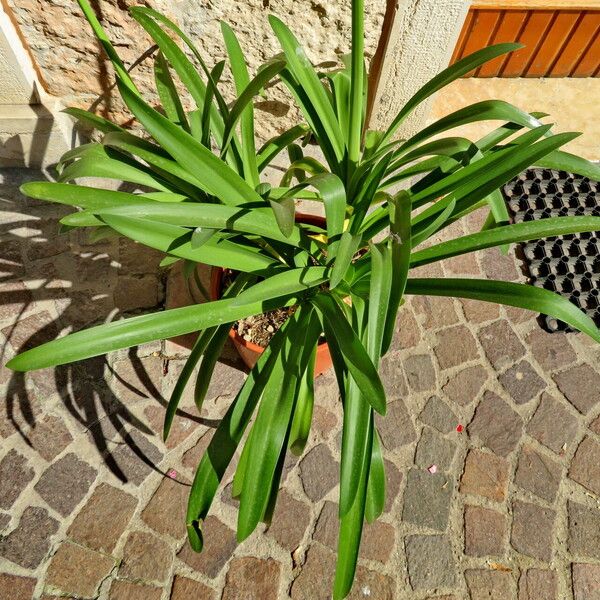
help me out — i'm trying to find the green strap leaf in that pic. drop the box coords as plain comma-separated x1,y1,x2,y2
365,429,385,523
411,216,600,268
100,215,275,272
312,293,386,415
77,200,306,248
381,43,522,144
62,107,125,133
269,15,345,162
6,292,301,373
116,79,263,207
288,345,316,455
186,315,293,550
154,50,190,131
382,191,411,355
237,307,319,540
405,278,600,343
257,124,310,172
220,22,262,187
330,231,361,289
230,266,328,307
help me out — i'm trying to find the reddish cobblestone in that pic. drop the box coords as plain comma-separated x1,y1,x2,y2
569,436,600,497
464,505,507,557
460,450,510,502
443,365,488,406
434,325,479,369
222,557,280,600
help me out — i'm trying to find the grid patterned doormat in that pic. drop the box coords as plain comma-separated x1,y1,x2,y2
503,168,600,333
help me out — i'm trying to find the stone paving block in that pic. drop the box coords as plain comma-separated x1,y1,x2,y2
568,501,600,560
267,490,311,551
383,459,402,513
27,414,73,461
379,352,409,398
108,580,162,600
118,530,172,583
349,566,395,600
0,573,36,600
404,354,437,392
177,516,237,579
413,295,460,330
375,399,416,451
468,392,523,457
0,506,58,568
108,429,163,486
590,415,600,435
478,320,526,370
290,544,335,600
402,468,453,531
518,569,557,600
572,563,600,600
461,298,500,323
434,325,479,369
419,395,459,434
170,575,216,600
143,405,196,450
181,431,212,471
460,449,510,502
34,453,97,517
222,557,281,600
499,360,546,404
45,541,114,598
443,365,488,406
464,505,507,557
313,501,395,563
0,449,34,510
511,500,556,562
405,535,456,590
290,543,394,600
526,330,576,371
0,513,9,531
570,437,600,497
514,445,562,503
312,406,338,439
2,310,59,352
464,569,516,600
142,475,189,539
110,356,164,405
527,392,579,454
480,248,519,281
553,365,600,415
444,251,480,275
414,427,457,472
67,483,137,553
299,443,338,501
390,307,420,350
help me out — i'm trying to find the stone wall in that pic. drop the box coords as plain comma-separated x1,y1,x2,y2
6,0,385,141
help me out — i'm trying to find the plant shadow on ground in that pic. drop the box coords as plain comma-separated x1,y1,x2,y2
0,166,247,484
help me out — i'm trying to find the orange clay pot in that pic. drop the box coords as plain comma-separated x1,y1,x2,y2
210,212,332,377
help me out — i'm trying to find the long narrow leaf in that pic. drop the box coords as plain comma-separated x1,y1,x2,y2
405,278,600,343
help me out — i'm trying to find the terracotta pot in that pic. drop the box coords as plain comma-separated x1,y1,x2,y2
210,212,333,377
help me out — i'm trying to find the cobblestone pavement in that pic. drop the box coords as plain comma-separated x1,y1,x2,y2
2,168,600,600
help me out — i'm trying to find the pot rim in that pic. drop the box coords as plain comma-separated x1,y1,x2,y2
210,211,327,354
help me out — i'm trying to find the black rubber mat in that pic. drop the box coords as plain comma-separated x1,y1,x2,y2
503,168,600,333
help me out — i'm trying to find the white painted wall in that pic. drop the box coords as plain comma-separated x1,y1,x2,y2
0,4,72,167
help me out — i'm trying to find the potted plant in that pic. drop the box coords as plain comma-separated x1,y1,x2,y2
7,0,600,597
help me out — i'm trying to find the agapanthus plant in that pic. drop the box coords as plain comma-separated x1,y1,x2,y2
8,0,600,597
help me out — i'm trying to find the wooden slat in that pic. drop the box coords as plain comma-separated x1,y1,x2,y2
550,11,600,75
478,10,529,76
451,10,474,64
458,9,503,76
501,11,556,76
526,11,581,76
475,0,600,9
572,25,600,75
